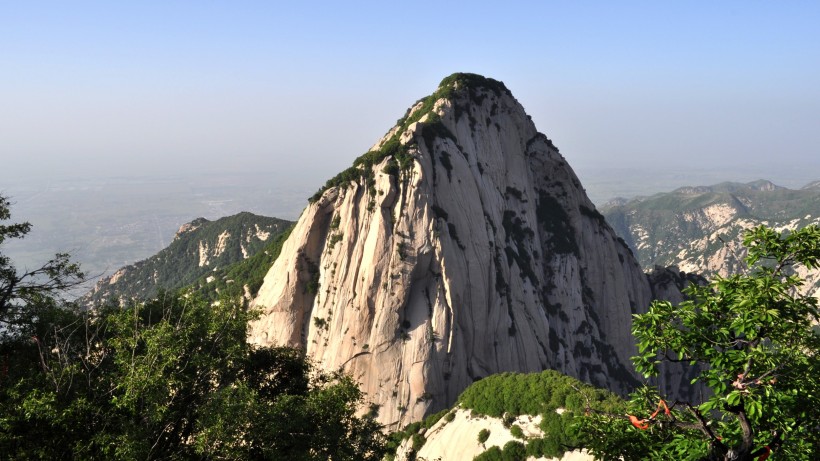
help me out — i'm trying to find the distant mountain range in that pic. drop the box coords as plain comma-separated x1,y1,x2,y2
600,179,820,298
82,212,292,306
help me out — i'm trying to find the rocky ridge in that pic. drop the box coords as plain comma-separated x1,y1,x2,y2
601,180,820,299
249,74,686,428
83,212,292,305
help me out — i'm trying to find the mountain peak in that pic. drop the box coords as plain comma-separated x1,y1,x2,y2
175,217,209,238
251,74,684,428
84,212,292,306
435,72,512,98
309,74,525,204
745,179,781,191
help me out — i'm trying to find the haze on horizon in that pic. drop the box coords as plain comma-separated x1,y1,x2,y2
2,1,819,192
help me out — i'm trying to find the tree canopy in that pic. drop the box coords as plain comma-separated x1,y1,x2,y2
578,225,820,460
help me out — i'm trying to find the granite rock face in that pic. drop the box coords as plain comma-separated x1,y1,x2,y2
249,74,679,428
393,409,594,461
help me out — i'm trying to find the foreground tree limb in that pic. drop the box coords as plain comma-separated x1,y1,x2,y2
1,195,86,325
577,225,820,461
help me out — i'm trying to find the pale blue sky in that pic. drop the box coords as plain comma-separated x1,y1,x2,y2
2,1,819,188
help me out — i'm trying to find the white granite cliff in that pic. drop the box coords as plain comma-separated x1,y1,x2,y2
249,74,678,428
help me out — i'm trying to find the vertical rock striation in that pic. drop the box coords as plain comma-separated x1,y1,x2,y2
249,74,675,428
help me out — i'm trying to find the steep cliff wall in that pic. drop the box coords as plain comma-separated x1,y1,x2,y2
249,74,673,428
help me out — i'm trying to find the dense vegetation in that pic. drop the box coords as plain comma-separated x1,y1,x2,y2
473,441,527,461
389,369,627,460
459,370,624,459
458,369,622,418
1,294,385,459
578,225,820,460
384,408,454,460
0,196,384,460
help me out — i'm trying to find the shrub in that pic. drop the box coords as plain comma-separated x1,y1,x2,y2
474,446,502,461
509,424,524,439
411,433,425,451
475,441,527,461
329,215,341,229
328,233,343,248
478,428,490,444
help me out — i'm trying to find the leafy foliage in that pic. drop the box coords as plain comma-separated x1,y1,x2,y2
0,197,384,459
385,408,453,459
458,369,622,418
1,195,85,328
473,440,526,461
0,293,385,459
457,370,624,459
578,225,820,460
509,424,524,439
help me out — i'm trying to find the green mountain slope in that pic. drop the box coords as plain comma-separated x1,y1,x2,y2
190,224,293,302
83,212,292,305
600,180,820,295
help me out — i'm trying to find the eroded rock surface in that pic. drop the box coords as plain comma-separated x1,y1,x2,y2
249,74,682,428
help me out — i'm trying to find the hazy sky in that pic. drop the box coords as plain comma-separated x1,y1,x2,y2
2,1,819,189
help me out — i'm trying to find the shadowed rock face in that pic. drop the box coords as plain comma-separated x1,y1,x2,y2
249,73,677,428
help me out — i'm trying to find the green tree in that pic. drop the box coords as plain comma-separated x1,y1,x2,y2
0,195,85,329
578,225,820,460
1,292,386,459
473,440,527,461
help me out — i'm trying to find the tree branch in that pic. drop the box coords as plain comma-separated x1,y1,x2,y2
684,403,726,451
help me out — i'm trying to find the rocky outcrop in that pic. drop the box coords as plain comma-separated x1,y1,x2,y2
646,265,705,304
394,408,593,461
249,74,682,428
601,181,820,301
83,212,292,305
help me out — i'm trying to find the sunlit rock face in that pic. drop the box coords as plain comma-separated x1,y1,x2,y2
249,74,680,428
601,180,820,304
